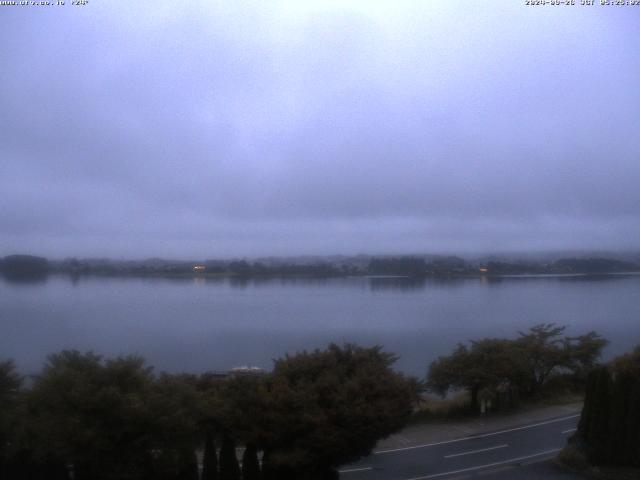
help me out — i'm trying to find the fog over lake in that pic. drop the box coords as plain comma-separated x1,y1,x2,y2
2,274,638,377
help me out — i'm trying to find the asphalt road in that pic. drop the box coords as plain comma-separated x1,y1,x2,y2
339,414,580,480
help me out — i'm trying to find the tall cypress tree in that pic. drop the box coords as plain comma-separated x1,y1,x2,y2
576,348,640,467
609,370,631,464
218,436,240,480
175,448,199,480
260,450,274,480
588,367,612,464
577,369,597,441
241,443,260,480
626,379,640,467
202,432,218,480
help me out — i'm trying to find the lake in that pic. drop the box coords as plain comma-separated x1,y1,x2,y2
1,274,639,377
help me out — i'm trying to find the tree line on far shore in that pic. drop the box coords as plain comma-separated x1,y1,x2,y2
2,254,639,281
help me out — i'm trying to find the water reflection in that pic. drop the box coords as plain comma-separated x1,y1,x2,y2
4,271,637,290
369,276,426,291
1,271,49,285
1,273,639,377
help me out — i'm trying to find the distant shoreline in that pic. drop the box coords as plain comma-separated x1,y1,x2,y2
2,253,639,281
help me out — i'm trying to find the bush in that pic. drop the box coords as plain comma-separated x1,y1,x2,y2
557,445,590,471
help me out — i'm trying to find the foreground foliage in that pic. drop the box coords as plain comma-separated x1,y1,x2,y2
427,324,607,412
260,345,416,478
572,346,640,468
0,344,416,480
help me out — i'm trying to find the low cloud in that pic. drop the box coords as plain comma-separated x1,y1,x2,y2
1,1,639,258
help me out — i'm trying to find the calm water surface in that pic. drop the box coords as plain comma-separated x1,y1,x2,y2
1,274,639,377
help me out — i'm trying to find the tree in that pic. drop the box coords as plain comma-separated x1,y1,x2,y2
581,367,612,463
1,254,49,278
241,443,260,480
564,331,609,382
428,344,474,405
174,448,199,480
201,431,218,480
515,323,569,395
144,373,202,480
219,435,240,480
368,257,427,276
574,346,640,467
427,338,525,411
25,351,205,480
612,347,640,465
26,351,159,480
428,339,528,412
259,344,417,478
148,373,201,450
2,344,419,480
0,360,22,478
215,375,269,447
516,324,607,395
227,261,252,276
428,325,608,412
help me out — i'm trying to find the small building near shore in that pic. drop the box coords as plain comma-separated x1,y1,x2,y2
230,366,265,377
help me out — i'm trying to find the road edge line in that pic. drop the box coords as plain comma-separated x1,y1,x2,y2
404,448,562,479
375,414,579,454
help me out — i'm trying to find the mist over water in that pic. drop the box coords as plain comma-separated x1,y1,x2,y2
2,274,639,377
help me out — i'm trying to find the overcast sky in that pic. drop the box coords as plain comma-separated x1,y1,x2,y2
1,1,639,259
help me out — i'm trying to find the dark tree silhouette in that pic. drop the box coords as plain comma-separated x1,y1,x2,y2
574,346,640,467
428,324,608,412
0,359,21,478
201,431,218,480
259,344,417,478
175,448,199,480
219,435,240,480
241,443,260,480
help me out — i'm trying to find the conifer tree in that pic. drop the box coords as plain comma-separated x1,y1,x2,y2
259,450,275,480
609,369,632,464
241,443,260,480
611,347,640,466
202,432,218,480
625,379,640,467
576,368,597,441
587,367,612,463
0,360,21,480
219,436,240,480
575,347,640,467
175,448,199,480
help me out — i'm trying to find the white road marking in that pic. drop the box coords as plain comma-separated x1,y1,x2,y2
339,466,373,474
477,465,514,476
443,444,508,459
561,428,577,434
375,414,579,454
404,448,562,479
